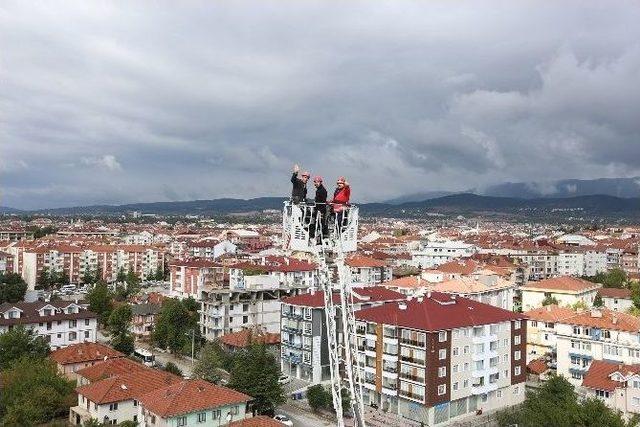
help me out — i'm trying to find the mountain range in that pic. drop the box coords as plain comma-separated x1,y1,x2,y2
2,177,640,219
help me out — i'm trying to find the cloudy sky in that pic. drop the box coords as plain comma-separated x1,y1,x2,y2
2,1,640,209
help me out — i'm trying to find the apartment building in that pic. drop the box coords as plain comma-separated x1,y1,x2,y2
50,342,124,379
0,251,14,273
554,308,640,386
582,360,640,420
523,304,576,363
345,255,393,286
21,244,166,289
280,287,404,383
598,288,634,312
557,250,585,277
410,240,477,269
200,257,318,340
0,301,97,350
521,276,601,311
502,248,558,281
71,365,182,425
169,259,225,299
186,239,237,260
138,379,252,427
622,248,639,276
354,292,527,426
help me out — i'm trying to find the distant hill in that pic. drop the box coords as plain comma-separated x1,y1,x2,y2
383,191,455,205
475,177,640,199
0,206,23,214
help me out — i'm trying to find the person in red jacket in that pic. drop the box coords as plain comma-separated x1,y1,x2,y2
330,176,351,232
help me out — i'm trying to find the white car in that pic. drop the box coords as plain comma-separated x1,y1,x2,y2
278,375,291,385
273,414,293,426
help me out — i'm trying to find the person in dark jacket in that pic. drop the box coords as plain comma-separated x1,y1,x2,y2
290,164,309,204
310,176,328,239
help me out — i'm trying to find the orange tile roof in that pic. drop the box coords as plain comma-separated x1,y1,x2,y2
379,275,424,289
598,288,632,299
219,330,280,348
522,276,601,294
527,358,549,375
76,366,181,404
50,342,124,366
345,255,388,268
436,259,478,275
523,305,577,323
567,308,640,333
139,379,251,418
229,416,283,427
76,357,147,383
582,360,640,391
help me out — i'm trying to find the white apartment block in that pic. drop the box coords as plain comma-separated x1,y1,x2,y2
520,276,601,311
410,241,477,269
0,301,97,350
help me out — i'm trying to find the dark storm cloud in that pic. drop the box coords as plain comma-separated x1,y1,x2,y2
1,0,640,209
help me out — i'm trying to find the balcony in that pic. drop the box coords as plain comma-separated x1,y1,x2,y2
471,365,499,378
471,382,498,395
398,372,424,383
472,334,498,345
282,311,304,320
399,355,424,365
399,338,425,348
399,390,424,403
381,383,398,395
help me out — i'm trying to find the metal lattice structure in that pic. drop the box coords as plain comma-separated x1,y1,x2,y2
283,202,365,427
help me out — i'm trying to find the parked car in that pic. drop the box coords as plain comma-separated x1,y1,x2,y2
273,415,293,426
278,375,291,385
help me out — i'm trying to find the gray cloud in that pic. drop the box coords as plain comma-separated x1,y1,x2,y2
1,1,639,209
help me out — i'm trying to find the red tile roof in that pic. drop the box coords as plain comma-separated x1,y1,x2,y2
582,360,640,391
76,366,181,404
139,379,251,418
436,259,478,275
229,416,283,427
356,292,525,331
282,286,405,308
524,305,577,323
565,308,640,333
75,357,147,383
522,276,601,293
527,358,549,375
219,330,280,348
50,342,124,366
345,255,388,268
598,288,632,299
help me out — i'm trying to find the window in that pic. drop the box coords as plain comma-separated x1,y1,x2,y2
84,331,90,339
438,366,446,377
633,397,640,405
514,320,521,330
438,349,447,360
85,319,90,326
481,393,488,403
452,364,458,373
437,384,446,395
438,331,447,342
596,390,610,398
197,412,207,423
464,362,469,372
69,332,77,341
514,386,520,395
69,320,77,328
453,382,458,391
531,321,538,327
212,410,221,419
515,366,521,376
109,403,118,411
514,335,521,345
133,400,138,407
463,379,468,388
453,347,459,356
177,416,187,426
463,345,469,354
231,406,239,415
497,390,502,398
514,351,521,361
503,338,509,347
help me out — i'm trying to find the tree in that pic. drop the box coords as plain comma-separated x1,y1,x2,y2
585,268,628,289
153,298,201,354
341,387,351,414
88,281,113,326
36,267,51,290
542,295,559,306
116,267,127,283
164,361,183,377
228,344,285,415
59,271,71,287
0,326,49,370
107,304,134,355
0,272,28,303
193,342,224,384
593,293,604,308
496,374,632,427
307,384,332,412
0,357,75,426
81,268,95,285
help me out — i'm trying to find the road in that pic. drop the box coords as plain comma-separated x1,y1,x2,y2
276,403,335,427
96,329,195,376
